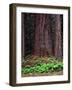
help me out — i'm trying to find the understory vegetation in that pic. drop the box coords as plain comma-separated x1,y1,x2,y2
22,56,63,75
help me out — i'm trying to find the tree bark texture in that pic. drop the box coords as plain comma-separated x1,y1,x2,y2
21,13,63,59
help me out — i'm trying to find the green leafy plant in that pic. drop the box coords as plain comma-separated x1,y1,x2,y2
22,56,63,75
22,62,63,74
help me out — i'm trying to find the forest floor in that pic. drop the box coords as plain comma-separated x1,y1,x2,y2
21,55,63,77
22,70,63,77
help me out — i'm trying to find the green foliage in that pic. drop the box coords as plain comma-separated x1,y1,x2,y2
22,61,63,74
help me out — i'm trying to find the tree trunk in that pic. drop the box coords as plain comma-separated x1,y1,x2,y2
54,15,63,59
33,14,41,56
21,13,63,59
44,15,53,56
21,14,25,59
33,14,53,57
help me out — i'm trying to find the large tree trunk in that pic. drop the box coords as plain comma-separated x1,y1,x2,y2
54,15,63,59
44,15,53,56
33,14,41,56
33,14,53,57
39,14,46,57
21,13,63,59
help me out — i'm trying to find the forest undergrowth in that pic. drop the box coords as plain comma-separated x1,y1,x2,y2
21,55,63,77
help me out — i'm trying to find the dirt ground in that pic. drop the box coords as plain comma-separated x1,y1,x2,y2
22,70,63,77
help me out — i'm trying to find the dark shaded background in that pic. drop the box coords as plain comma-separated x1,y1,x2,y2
21,13,63,60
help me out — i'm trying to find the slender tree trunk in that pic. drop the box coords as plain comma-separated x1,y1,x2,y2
21,14,25,59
